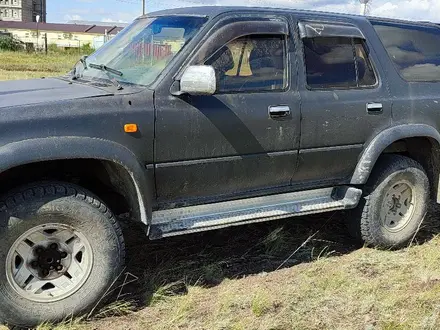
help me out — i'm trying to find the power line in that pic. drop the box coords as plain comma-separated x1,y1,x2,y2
113,0,210,16
114,0,145,15
114,0,141,4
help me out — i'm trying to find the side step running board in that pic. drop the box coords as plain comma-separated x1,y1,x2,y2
149,186,362,239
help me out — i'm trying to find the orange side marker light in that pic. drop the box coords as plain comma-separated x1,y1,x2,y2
124,124,138,133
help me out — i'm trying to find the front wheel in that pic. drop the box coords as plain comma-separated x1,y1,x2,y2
347,155,430,249
0,182,125,328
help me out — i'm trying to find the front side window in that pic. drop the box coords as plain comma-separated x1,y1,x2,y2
372,21,440,82
76,16,207,87
303,36,377,89
203,35,287,93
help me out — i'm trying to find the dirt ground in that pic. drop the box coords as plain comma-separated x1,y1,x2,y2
20,203,440,330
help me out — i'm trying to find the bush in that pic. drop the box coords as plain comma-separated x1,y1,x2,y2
80,43,95,55
0,36,23,51
48,43,59,52
45,42,94,56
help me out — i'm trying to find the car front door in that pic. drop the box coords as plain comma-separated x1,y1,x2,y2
154,14,301,206
293,18,392,187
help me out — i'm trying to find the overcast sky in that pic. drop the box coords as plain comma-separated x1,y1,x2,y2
48,0,440,24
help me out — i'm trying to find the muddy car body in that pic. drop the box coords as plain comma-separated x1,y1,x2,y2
1,6,440,327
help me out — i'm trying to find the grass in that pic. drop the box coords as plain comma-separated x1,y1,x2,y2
0,207,436,330
0,51,78,80
3,51,440,329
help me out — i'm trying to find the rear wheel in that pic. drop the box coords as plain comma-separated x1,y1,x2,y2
347,154,429,249
0,182,125,328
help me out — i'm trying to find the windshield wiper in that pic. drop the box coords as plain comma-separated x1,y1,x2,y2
88,63,124,90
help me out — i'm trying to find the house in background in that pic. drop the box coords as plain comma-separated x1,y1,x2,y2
0,21,124,50
0,0,46,23
66,20,129,49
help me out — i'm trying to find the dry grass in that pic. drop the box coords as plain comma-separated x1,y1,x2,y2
1,205,435,330
2,52,440,330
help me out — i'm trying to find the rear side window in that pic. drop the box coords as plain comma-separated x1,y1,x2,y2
372,21,440,82
303,37,377,89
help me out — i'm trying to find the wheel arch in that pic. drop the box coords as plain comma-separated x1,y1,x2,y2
351,124,440,201
0,137,152,226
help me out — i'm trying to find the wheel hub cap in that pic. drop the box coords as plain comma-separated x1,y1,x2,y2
6,223,93,302
381,181,415,232
31,242,69,279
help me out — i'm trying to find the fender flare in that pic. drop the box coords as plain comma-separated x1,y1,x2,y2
351,124,440,185
0,136,152,225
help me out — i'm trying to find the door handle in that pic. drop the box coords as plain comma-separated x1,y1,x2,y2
269,105,291,119
366,102,383,114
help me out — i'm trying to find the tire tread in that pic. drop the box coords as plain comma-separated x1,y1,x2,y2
0,181,126,327
348,154,429,248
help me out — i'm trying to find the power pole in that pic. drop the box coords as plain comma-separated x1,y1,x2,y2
44,33,48,55
359,0,372,15
36,15,40,51
142,0,146,15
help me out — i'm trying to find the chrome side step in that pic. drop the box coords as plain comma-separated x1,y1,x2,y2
149,186,362,239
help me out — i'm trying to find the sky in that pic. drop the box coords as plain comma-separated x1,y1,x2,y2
47,0,440,24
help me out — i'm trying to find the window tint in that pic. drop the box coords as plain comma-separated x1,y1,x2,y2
303,37,377,89
372,21,440,82
203,35,287,93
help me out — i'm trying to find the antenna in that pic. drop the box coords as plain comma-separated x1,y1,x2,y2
359,0,372,15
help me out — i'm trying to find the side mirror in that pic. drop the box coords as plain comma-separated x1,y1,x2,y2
179,65,217,96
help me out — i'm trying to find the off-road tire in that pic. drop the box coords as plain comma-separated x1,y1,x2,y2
0,182,125,328
347,154,429,249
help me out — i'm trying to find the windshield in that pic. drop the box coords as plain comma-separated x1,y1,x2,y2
75,16,207,86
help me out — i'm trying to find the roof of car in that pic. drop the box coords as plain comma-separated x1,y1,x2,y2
144,6,359,20
142,6,440,28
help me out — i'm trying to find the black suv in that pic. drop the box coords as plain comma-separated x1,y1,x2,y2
1,6,439,327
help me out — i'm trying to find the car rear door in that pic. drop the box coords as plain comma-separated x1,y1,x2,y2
292,17,392,187
154,13,301,206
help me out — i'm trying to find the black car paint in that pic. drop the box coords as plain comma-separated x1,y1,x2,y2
153,9,393,208
1,6,440,229
352,19,440,186
0,77,154,223
154,12,301,205
292,14,393,187
0,78,113,108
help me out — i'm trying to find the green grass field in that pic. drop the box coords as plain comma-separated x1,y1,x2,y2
2,51,440,330
0,51,78,81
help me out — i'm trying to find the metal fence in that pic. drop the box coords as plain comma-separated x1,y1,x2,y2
131,42,172,61
25,33,115,54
